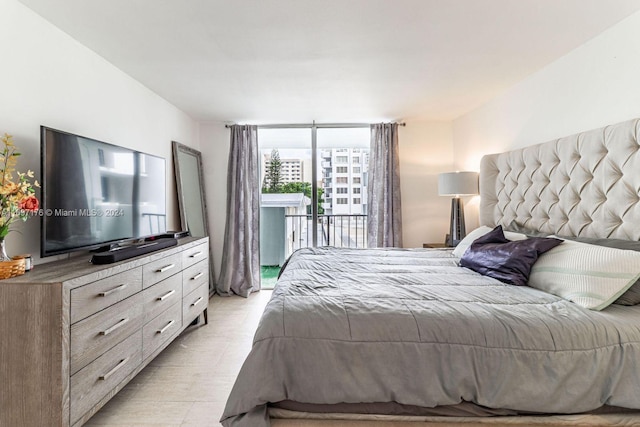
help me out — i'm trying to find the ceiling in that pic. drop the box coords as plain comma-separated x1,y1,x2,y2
18,0,640,124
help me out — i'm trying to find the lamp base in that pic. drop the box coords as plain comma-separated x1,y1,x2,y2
444,234,462,248
447,197,466,247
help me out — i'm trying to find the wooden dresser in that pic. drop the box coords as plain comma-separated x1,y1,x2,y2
0,237,210,427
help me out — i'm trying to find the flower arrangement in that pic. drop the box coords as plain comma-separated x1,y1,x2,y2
0,133,39,260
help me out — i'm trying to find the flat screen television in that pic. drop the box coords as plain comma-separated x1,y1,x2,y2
40,126,167,257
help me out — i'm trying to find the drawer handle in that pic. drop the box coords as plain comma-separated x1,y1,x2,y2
189,251,203,258
190,296,203,307
156,263,176,273
190,272,204,281
99,318,129,336
98,284,127,297
157,289,176,301
99,357,129,381
157,320,175,335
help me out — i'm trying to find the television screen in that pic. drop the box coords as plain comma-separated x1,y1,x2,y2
41,127,167,257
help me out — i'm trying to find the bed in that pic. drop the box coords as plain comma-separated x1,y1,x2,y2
221,118,640,427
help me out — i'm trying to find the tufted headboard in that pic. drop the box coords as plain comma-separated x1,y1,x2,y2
479,118,640,240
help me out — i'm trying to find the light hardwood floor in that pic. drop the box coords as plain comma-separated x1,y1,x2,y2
85,290,273,427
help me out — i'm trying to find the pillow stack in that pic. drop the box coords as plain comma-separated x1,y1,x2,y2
455,225,640,311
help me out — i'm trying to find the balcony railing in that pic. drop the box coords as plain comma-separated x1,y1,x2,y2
284,214,367,255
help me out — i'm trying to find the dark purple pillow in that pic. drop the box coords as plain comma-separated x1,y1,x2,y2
460,225,563,286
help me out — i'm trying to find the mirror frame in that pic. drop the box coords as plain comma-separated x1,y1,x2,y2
172,141,215,294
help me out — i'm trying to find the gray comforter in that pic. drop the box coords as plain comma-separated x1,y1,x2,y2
221,247,640,426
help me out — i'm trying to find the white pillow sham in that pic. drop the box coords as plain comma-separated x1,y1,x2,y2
452,225,528,258
528,238,640,311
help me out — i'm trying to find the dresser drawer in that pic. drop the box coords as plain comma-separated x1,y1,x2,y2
182,259,209,296
182,242,208,269
71,268,143,324
142,273,182,324
142,253,182,288
70,292,143,375
183,282,209,326
142,302,182,360
70,330,142,425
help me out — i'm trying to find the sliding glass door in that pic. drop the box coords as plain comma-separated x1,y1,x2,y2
258,126,369,288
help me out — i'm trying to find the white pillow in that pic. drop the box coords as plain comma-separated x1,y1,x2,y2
452,225,528,258
528,238,640,311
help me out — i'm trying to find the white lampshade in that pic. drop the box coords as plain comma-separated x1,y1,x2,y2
438,171,479,196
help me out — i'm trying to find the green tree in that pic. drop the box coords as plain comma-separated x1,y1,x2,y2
263,149,283,192
279,182,324,215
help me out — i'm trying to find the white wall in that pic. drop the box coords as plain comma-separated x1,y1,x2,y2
198,122,229,281
399,121,456,248
455,9,640,160
0,0,198,262
452,10,640,228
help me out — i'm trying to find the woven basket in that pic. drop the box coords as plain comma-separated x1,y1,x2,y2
0,257,25,279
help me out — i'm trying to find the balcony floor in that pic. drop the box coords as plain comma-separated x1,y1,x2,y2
260,265,280,290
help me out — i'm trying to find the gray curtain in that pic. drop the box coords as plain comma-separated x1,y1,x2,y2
217,125,261,297
367,123,403,247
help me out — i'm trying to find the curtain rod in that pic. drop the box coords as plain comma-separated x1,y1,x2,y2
224,122,406,129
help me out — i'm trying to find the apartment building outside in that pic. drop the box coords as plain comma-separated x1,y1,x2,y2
321,148,368,215
262,153,311,184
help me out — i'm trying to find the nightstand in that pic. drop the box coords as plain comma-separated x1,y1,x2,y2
422,243,449,248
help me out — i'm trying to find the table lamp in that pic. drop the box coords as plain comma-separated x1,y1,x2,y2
438,171,479,247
